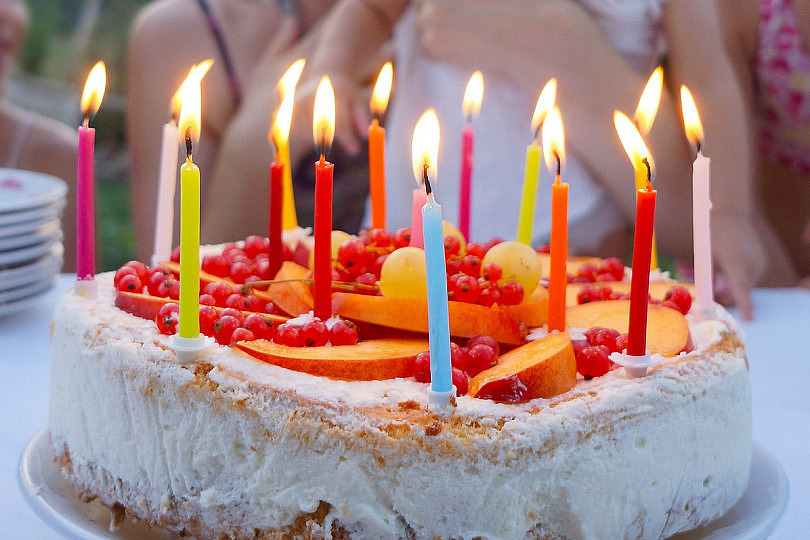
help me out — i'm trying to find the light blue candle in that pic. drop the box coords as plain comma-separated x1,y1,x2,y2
421,176,453,394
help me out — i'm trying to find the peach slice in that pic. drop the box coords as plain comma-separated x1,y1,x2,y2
537,253,603,279
498,284,549,328
566,281,695,306
468,332,576,399
235,337,429,380
115,290,288,325
566,299,689,356
332,293,527,345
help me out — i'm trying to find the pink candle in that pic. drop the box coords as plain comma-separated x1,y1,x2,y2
312,77,335,320
268,161,284,279
410,187,427,248
76,62,106,284
458,124,474,240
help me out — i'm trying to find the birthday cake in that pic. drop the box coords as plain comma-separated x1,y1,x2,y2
48,234,751,539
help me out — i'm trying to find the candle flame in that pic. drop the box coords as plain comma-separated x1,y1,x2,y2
171,59,213,120
542,106,565,172
80,61,107,117
411,109,440,187
614,110,654,177
178,69,203,146
313,76,335,153
462,70,483,119
680,85,704,149
531,78,557,137
634,66,663,135
278,58,306,99
370,62,393,117
270,92,294,148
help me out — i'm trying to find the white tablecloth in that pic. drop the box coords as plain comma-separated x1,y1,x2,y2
1,276,807,538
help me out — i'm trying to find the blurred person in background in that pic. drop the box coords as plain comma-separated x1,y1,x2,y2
0,0,78,270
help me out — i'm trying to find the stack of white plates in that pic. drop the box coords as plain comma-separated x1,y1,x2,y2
0,168,66,317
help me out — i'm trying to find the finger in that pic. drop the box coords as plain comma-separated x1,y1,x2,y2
723,267,755,321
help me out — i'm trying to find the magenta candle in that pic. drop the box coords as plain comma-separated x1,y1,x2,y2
76,61,106,284
458,124,474,240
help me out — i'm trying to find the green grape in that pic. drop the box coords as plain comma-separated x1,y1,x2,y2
481,240,542,296
379,246,427,298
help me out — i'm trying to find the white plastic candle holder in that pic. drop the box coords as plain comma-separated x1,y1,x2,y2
609,351,663,378
74,278,98,299
427,385,457,416
171,334,214,364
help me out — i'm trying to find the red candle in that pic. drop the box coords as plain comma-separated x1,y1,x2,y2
76,62,106,282
312,77,336,320
268,161,284,279
628,169,656,356
458,124,474,240
458,71,483,240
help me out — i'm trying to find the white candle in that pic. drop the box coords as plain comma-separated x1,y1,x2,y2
152,119,180,265
692,151,713,313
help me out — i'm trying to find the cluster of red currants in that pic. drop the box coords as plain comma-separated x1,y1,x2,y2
333,228,412,293
577,284,693,316
154,302,277,345
199,235,293,284
568,257,625,283
444,239,524,306
411,335,500,396
114,260,178,298
573,328,628,379
273,317,359,347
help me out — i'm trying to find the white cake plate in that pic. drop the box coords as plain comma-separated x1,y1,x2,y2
20,429,788,539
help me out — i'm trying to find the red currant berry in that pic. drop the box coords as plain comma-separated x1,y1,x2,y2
198,305,218,336
156,277,180,300
274,323,303,347
465,343,498,377
243,235,268,258
116,273,142,293
450,342,466,370
372,254,389,277
572,340,589,357
301,319,329,347
584,326,605,344
229,261,253,284
355,272,378,293
577,286,599,304
202,282,233,306
576,345,612,378
255,258,272,280
452,275,480,303
122,260,148,283
222,245,247,263
482,262,503,282
155,303,180,335
219,307,245,326
614,333,629,354
225,293,248,310
477,286,501,307
338,240,370,277
201,254,230,277
484,237,504,251
230,327,255,344
664,286,692,315
244,313,275,340
445,257,462,277
240,294,264,312
592,328,621,352
595,272,616,282
466,335,499,356
576,263,599,283
452,368,469,395
535,243,551,254
460,254,482,277
475,375,529,403
499,280,524,305
597,286,614,301
328,320,359,346
393,228,412,249
199,293,217,306
170,246,181,262
444,236,461,258
465,242,487,259
213,315,240,345
600,257,625,281
366,228,392,248
412,352,431,382
114,266,138,287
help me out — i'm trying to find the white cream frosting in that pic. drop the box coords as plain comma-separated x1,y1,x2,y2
49,272,752,539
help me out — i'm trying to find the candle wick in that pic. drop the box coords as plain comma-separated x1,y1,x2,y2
422,164,432,195
82,114,90,128
185,127,193,160
533,123,542,142
642,157,652,190
318,133,331,160
555,151,561,177
695,140,702,154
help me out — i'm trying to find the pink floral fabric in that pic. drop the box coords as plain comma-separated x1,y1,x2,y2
755,0,810,174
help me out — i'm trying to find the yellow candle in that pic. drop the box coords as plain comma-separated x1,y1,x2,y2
516,141,541,244
516,79,556,245
179,156,200,338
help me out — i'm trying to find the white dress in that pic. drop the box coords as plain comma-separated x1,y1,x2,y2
379,0,667,249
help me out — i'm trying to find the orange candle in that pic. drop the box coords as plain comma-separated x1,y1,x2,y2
369,62,392,229
543,107,567,332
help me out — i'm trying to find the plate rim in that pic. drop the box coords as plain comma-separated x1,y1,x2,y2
0,168,68,213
